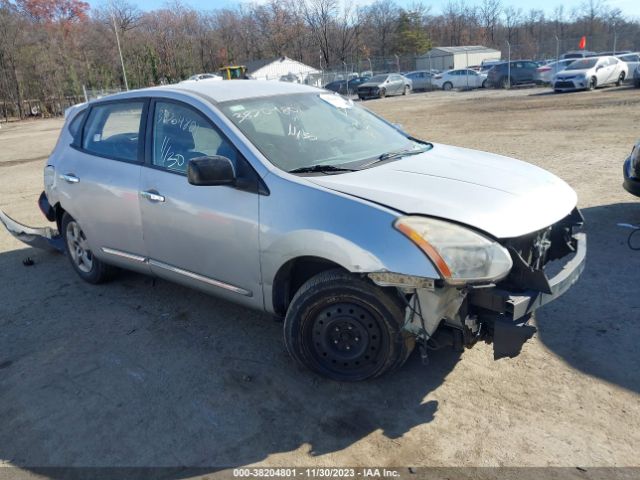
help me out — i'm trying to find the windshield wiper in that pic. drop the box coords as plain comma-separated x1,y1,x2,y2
289,164,357,174
359,146,431,169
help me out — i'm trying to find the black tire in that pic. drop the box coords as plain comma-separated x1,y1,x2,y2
379,88,386,98
501,76,511,89
442,82,453,91
358,95,365,100
587,76,597,91
283,269,415,382
61,213,114,284
616,72,625,86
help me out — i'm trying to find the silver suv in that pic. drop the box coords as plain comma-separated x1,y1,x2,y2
1,81,586,381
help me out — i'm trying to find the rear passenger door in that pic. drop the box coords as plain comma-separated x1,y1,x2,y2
139,99,262,307
57,99,150,272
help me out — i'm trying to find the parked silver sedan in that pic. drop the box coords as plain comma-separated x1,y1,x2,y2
1,81,586,381
356,73,411,99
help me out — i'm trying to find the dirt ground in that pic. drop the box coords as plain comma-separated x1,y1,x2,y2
0,86,639,473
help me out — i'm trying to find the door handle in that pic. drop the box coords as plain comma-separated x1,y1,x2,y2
60,173,80,184
140,190,165,203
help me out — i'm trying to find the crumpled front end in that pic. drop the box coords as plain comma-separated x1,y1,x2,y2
371,208,586,360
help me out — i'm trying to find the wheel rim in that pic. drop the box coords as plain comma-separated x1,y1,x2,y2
306,301,386,378
444,83,451,90
66,221,93,273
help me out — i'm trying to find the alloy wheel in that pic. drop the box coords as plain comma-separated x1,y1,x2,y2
65,220,93,273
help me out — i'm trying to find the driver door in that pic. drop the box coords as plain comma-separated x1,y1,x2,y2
139,99,262,308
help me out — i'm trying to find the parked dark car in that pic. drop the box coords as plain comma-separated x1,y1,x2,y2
487,61,540,88
324,80,347,93
623,141,640,197
324,77,370,95
357,74,411,99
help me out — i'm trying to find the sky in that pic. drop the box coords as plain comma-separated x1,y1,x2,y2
91,0,640,19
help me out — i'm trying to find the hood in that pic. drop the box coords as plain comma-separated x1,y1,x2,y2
306,144,577,239
556,69,591,78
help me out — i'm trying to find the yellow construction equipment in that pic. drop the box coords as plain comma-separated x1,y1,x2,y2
218,66,247,80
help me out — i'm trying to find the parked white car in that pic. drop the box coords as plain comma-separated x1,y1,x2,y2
432,69,487,90
553,56,628,92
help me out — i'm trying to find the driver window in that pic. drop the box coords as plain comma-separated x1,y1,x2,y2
152,102,236,174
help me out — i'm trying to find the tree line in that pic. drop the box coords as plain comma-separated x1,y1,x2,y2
1,0,639,115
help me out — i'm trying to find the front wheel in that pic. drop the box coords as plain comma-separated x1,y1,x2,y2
403,85,410,95
284,270,414,381
587,76,597,91
379,88,386,98
616,72,625,86
62,213,114,284
442,82,453,91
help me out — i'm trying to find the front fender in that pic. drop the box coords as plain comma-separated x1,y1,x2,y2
259,172,440,313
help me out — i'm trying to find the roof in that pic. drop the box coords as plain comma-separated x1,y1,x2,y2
245,57,275,73
102,80,321,104
423,45,500,56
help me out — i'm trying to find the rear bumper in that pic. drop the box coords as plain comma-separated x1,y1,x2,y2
0,191,64,252
469,232,586,321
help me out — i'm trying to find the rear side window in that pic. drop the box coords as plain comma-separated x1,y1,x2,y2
68,109,86,138
82,102,144,162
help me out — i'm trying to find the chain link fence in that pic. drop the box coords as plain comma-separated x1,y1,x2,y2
317,33,640,89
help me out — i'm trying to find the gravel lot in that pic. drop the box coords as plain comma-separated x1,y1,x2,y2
0,86,639,472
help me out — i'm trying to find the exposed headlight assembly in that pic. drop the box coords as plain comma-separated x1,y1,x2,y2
395,216,513,285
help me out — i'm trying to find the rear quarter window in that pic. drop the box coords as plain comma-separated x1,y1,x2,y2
68,109,86,138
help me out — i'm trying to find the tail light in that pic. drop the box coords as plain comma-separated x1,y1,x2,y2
537,67,551,72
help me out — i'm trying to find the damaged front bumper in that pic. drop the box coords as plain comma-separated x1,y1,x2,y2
0,192,64,252
373,231,586,361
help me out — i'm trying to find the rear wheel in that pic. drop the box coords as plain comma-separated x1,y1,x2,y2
284,270,414,381
442,82,453,91
62,213,114,284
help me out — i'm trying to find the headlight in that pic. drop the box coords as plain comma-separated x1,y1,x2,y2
394,216,513,285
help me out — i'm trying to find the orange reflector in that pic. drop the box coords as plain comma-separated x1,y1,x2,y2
396,222,452,279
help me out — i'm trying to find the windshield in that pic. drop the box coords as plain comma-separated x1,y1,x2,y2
220,93,427,172
565,58,598,70
369,75,388,83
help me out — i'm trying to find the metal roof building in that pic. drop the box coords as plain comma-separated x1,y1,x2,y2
416,46,501,72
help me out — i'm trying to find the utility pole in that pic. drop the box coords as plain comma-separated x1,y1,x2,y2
110,1,129,91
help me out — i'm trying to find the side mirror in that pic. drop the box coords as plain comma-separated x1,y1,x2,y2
188,156,236,186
